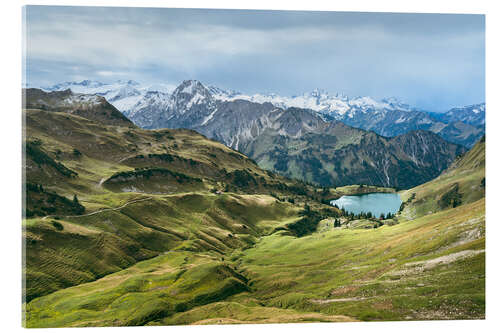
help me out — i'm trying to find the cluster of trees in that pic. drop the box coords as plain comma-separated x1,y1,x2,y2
108,167,202,184
229,169,258,188
287,204,321,237
341,210,395,221
26,182,45,193
438,183,462,209
380,212,395,220
328,202,398,224
288,204,341,237
26,140,78,178
25,182,85,218
399,193,416,212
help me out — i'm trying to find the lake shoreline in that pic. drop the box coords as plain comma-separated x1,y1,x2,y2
324,185,397,201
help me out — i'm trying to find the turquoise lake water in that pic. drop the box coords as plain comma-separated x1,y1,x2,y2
330,193,402,217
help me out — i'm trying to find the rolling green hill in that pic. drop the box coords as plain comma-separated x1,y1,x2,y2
24,108,317,197
25,191,485,326
23,192,300,303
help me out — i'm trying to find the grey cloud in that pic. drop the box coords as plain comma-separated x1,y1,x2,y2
24,6,484,111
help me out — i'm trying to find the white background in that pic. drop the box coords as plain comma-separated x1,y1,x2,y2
1,1,498,332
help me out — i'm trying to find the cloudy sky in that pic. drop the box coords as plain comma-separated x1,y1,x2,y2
24,6,485,111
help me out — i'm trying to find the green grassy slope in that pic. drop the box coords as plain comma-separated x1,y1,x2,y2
24,192,300,301
26,196,484,326
25,251,249,327
234,198,484,322
24,216,156,302
26,250,355,327
399,136,485,219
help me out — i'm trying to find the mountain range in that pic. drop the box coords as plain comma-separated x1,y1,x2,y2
32,82,467,189
41,79,485,149
212,88,485,147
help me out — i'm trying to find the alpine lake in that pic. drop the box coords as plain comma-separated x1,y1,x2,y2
330,192,402,217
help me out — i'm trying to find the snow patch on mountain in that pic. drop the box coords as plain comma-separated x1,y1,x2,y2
208,86,417,121
62,93,102,106
201,109,218,126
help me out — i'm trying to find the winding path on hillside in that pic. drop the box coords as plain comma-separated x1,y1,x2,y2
42,197,153,220
98,177,106,187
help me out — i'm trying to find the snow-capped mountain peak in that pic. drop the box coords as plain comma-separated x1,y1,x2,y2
174,80,208,96
203,86,414,119
439,103,485,127
207,85,241,99
170,80,215,112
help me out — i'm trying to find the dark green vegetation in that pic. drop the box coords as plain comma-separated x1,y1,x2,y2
286,205,340,237
26,140,78,181
102,168,204,193
438,183,462,209
25,183,84,218
23,98,485,327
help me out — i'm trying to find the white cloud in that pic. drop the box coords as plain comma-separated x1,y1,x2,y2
26,16,393,71
96,70,129,77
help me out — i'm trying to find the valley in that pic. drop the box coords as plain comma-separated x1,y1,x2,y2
22,88,485,326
